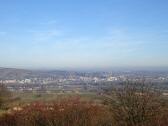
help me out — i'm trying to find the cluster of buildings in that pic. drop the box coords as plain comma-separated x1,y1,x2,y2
0,71,168,93
0,76,119,85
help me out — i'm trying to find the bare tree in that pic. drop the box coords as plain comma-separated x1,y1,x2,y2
108,81,161,126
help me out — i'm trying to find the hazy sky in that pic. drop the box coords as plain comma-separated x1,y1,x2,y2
0,0,168,70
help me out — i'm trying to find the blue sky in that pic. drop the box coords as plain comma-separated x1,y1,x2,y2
0,0,168,70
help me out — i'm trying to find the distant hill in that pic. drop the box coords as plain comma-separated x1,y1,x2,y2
0,68,74,80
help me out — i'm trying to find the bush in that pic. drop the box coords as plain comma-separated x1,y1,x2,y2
0,84,11,109
0,98,111,126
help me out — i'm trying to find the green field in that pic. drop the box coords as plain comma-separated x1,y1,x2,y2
0,91,104,114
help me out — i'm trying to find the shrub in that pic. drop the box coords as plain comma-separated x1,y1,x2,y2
0,84,11,109
0,98,111,126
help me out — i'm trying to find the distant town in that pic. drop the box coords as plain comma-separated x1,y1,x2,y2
0,68,168,95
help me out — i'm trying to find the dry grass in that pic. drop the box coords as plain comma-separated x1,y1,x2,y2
0,98,112,126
